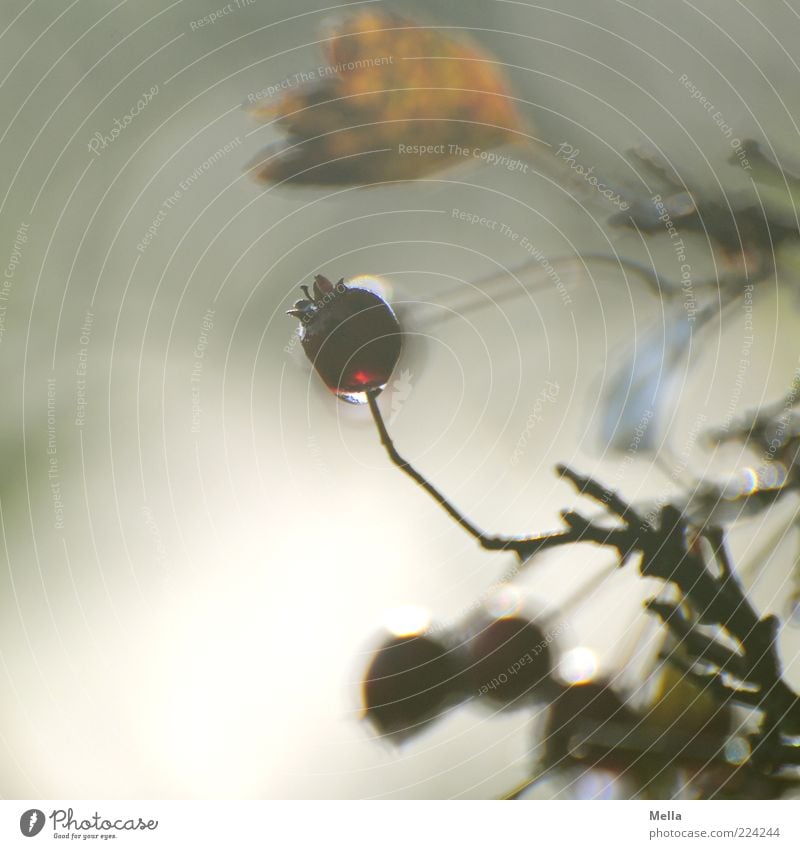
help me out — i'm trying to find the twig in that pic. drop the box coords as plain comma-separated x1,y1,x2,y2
367,396,800,769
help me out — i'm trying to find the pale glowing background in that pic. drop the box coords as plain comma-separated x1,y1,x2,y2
1,0,799,798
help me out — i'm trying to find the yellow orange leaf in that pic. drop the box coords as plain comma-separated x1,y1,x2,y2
248,11,528,186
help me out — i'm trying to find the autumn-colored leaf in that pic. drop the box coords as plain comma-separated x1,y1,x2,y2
248,10,527,186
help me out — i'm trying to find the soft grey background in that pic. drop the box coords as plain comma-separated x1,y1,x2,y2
1,0,799,798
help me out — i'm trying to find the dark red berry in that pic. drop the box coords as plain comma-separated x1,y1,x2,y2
288,275,402,401
544,681,634,764
465,615,555,708
362,632,464,741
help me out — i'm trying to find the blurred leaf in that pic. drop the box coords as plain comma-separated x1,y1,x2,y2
249,10,526,186
599,305,694,454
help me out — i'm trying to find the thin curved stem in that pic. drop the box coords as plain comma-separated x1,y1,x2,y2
367,390,499,546
366,392,636,560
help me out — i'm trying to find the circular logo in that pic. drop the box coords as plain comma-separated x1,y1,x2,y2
19,809,45,837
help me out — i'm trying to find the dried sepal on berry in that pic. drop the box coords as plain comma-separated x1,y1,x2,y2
287,275,402,402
